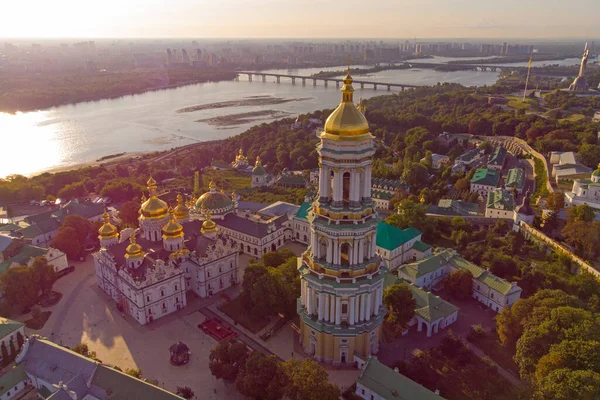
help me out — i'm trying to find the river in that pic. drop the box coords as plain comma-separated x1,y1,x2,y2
0,61,507,178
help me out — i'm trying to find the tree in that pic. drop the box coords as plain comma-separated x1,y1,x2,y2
0,266,40,308
561,220,600,259
262,248,296,268
250,269,287,317
209,339,248,382
175,386,195,399
445,269,473,299
125,368,143,379
387,199,428,230
566,205,595,223
577,143,600,168
31,256,56,294
489,255,519,279
236,353,288,400
119,200,140,227
383,284,416,330
283,358,340,400
30,306,41,321
52,226,83,259
536,369,600,400
62,214,92,239
496,289,583,347
16,332,24,349
535,339,600,381
72,343,90,355
241,263,268,308
546,193,565,214
1,342,9,367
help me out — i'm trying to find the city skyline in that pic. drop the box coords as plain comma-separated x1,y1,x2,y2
3,0,600,39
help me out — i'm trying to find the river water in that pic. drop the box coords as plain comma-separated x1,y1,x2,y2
0,60,512,178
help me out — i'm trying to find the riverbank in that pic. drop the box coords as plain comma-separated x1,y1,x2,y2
0,68,237,113
177,95,312,113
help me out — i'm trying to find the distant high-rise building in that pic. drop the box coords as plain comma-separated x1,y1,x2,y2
181,49,189,63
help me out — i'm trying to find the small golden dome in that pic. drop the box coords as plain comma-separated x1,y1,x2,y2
162,208,184,238
235,148,247,161
140,176,168,219
173,194,189,221
125,233,144,259
209,180,216,190
322,70,370,138
201,210,217,233
98,210,118,238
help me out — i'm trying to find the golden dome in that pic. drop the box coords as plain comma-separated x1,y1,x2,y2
98,210,118,239
173,194,189,221
125,233,144,259
209,180,216,189
140,176,168,219
201,210,217,234
162,208,184,238
322,70,370,138
235,148,247,161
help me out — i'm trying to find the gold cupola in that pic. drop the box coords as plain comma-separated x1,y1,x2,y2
235,147,247,162
125,233,144,260
173,193,189,221
201,210,218,234
322,65,370,139
140,176,169,219
98,210,118,239
162,207,184,239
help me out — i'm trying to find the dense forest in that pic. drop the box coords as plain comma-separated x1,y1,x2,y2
0,68,236,113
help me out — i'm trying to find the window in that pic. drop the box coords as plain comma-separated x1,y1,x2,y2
161,290,164,297
207,270,211,278
162,302,166,309
146,295,150,302
175,285,178,291
342,304,348,314
491,293,494,299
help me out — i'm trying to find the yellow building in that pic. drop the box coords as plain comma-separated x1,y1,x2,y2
297,67,385,366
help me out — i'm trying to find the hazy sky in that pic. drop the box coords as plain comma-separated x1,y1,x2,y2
3,0,599,39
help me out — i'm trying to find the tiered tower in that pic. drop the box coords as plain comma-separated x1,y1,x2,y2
297,67,385,365
98,210,119,248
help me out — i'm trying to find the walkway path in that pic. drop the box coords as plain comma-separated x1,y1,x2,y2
466,342,522,387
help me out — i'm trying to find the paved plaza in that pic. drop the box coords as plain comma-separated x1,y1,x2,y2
22,241,358,398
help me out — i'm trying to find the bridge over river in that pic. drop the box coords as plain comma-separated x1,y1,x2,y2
235,71,421,91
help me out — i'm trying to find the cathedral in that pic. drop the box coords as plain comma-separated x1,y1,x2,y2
297,67,385,365
93,177,239,325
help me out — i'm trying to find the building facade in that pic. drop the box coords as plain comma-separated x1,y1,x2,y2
93,178,239,326
376,222,431,271
297,69,385,366
565,164,600,209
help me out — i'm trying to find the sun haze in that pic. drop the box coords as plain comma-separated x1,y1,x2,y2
2,0,599,39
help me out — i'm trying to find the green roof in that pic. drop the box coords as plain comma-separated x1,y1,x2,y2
593,169,600,177
401,250,451,278
486,189,515,211
295,202,311,220
412,241,432,253
376,222,422,251
92,365,183,400
446,252,516,295
372,190,394,200
252,165,266,175
0,363,27,397
488,146,507,166
357,357,444,400
0,318,24,338
0,245,47,275
408,282,459,323
470,168,500,187
505,168,525,189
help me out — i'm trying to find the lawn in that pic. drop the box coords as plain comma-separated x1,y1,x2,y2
25,311,52,330
507,99,531,110
560,113,586,122
219,296,270,334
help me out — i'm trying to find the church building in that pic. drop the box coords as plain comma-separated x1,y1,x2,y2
297,67,385,366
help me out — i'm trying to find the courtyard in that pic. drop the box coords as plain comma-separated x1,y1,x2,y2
23,241,358,398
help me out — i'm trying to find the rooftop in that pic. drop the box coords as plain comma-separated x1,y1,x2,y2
504,168,525,190
376,222,422,251
488,146,507,166
295,202,312,221
0,317,24,339
470,168,500,187
0,244,47,275
357,356,443,400
486,189,515,211
428,200,480,217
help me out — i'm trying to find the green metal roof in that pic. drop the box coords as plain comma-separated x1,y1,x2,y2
0,245,47,275
0,363,27,397
505,168,525,189
412,241,432,253
357,357,444,400
91,365,184,399
408,283,459,323
486,189,515,211
446,252,516,295
252,165,266,175
488,146,507,166
376,222,421,251
372,190,394,200
0,318,24,338
295,202,311,220
470,168,500,187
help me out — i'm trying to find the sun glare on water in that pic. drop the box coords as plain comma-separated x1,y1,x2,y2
0,111,63,178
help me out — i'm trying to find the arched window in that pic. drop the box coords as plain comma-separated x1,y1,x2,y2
342,172,351,203
340,242,351,266
319,239,327,261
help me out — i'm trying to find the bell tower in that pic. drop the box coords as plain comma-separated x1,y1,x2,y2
297,67,385,366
